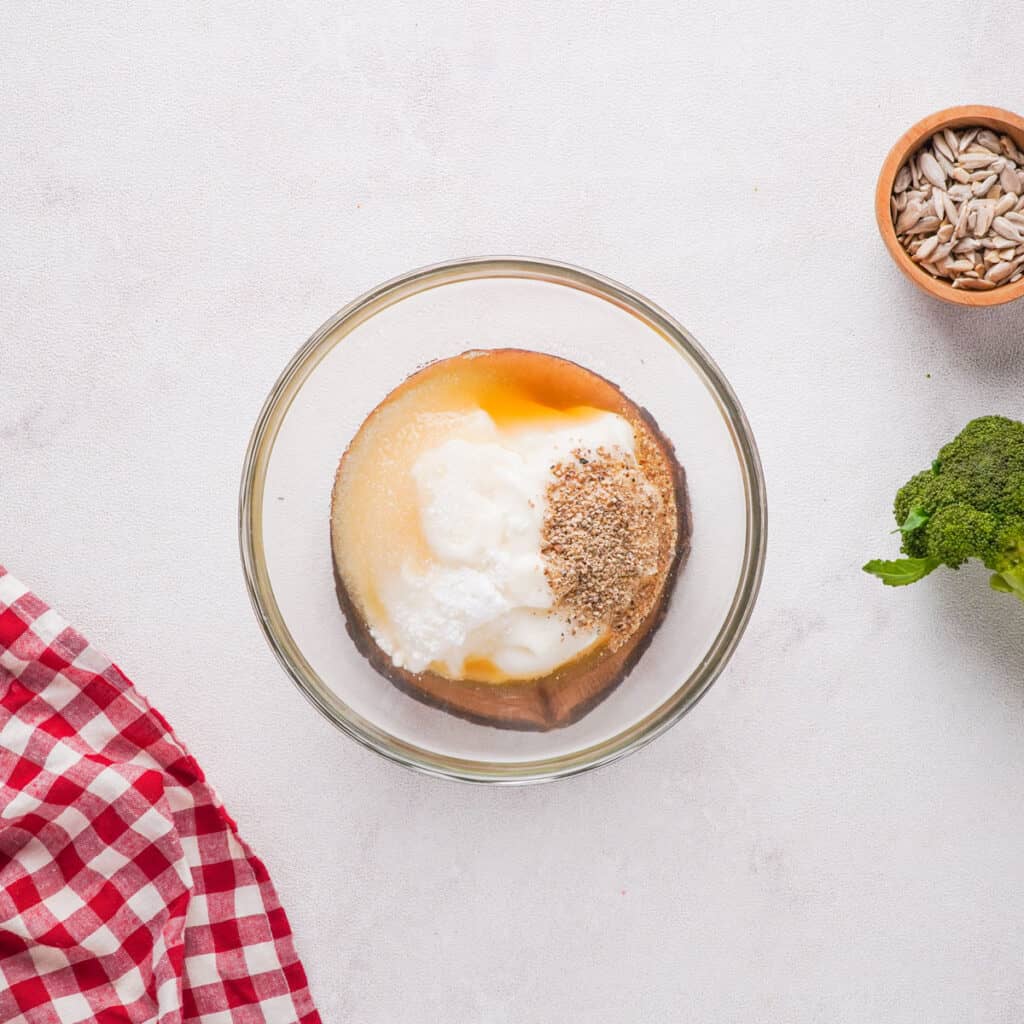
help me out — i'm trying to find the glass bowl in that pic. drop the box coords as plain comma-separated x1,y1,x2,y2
239,257,766,783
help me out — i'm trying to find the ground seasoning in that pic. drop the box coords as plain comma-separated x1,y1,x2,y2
541,436,676,650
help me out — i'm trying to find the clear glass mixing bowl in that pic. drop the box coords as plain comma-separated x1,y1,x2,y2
239,257,766,783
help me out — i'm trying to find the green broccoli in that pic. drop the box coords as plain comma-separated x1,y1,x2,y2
864,415,1024,603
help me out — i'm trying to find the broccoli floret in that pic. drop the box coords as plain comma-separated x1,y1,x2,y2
864,416,1024,602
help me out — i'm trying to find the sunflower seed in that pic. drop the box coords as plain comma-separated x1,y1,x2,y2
972,174,998,196
914,235,940,261
1004,211,1024,227
932,190,946,218
953,238,981,253
905,216,941,236
953,200,972,239
992,216,1024,242
934,134,956,162
1000,166,1020,194
953,277,997,290
945,259,975,273
995,193,1018,216
959,129,979,151
942,193,960,222
919,151,947,189
948,184,973,201
909,155,921,188
894,165,912,192
977,129,1003,153
960,151,1000,169
894,200,924,233
943,128,961,156
937,223,954,243
986,260,1017,282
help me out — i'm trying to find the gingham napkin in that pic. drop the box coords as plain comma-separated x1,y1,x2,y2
0,567,321,1024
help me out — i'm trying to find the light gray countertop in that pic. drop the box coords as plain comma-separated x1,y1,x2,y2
4,3,1023,1021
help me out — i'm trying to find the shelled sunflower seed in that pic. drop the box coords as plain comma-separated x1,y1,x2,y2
892,127,1024,289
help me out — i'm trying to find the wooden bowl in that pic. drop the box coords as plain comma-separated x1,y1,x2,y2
876,104,1024,307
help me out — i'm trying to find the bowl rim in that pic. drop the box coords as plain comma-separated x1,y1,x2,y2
238,256,768,784
875,104,1024,307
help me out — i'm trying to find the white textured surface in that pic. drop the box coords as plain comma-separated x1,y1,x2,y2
3,3,1023,1021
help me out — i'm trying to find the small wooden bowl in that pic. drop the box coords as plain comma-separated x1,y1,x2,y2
876,104,1024,307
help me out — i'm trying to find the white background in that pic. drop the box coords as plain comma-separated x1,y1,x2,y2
3,3,1023,1021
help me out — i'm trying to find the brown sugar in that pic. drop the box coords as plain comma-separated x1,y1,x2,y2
540,436,677,651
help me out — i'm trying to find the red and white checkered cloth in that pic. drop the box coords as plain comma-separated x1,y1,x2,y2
0,567,321,1024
